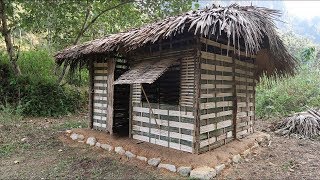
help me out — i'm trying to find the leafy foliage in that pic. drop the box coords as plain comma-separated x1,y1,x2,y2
0,50,87,117
256,32,320,118
8,0,197,49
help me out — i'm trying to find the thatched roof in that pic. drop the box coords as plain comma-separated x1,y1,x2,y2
55,4,296,76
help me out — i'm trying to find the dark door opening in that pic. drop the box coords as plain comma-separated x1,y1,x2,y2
113,59,130,136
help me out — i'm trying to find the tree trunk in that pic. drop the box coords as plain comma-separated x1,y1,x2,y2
0,0,21,76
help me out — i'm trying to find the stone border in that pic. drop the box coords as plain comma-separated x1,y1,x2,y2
66,130,271,179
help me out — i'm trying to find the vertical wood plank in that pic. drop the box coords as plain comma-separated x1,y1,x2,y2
107,59,115,134
88,60,94,129
232,53,238,139
194,36,201,154
129,84,133,138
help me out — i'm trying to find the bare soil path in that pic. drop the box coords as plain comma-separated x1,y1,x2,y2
0,114,178,179
1,115,320,179
221,119,320,179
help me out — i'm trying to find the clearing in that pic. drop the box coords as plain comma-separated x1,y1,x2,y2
1,115,320,179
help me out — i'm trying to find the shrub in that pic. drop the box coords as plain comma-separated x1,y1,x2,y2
0,50,87,117
256,68,320,118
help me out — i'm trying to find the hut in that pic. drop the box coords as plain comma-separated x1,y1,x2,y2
55,4,296,154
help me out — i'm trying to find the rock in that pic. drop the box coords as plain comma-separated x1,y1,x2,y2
77,134,85,141
95,142,101,148
147,158,161,167
251,142,259,150
137,156,148,162
58,149,63,152
86,137,97,146
78,140,85,143
158,163,176,172
65,130,72,134
177,166,192,177
190,166,216,180
125,151,136,159
101,144,113,151
215,164,225,174
21,137,28,142
226,158,232,166
115,146,125,155
256,137,264,143
268,162,276,166
14,160,19,164
242,149,251,157
288,168,294,172
265,134,271,141
232,154,241,163
70,133,79,140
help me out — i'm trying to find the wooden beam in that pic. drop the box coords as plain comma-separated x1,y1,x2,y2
194,36,201,154
88,60,94,129
129,84,133,138
107,59,115,134
232,53,238,139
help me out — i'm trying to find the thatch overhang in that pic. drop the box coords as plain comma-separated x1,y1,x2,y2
54,4,297,77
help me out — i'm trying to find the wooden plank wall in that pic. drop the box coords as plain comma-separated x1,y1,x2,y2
132,104,195,153
180,57,195,107
198,37,256,153
92,62,109,130
130,54,196,153
235,58,255,138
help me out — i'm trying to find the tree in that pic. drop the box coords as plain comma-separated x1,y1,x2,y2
20,0,197,83
0,0,21,75
0,0,198,78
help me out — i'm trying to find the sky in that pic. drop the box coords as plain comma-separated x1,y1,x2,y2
198,0,320,42
283,1,320,20
199,0,320,20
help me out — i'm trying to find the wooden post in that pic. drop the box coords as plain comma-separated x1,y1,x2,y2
88,60,94,129
107,59,115,134
232,53,238,139
194,36,201,154
129,84,133,138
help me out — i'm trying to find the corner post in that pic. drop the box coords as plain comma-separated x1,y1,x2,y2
194,36,201,154
107,58,115,134
88,60,94,129
232,54,238,139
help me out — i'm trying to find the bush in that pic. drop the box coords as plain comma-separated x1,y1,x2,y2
0,50,87,117
256,68,320,118
20,80,86,116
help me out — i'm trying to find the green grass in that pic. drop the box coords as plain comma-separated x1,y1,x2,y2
256,66,320,118
0,144,16,157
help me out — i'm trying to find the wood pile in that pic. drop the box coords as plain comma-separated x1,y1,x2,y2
275,108,320,138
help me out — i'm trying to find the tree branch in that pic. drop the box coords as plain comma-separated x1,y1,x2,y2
73,0,91,45
58,0,135,84
75,0,135,44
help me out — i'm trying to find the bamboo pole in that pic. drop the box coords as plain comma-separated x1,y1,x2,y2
141,85,160,127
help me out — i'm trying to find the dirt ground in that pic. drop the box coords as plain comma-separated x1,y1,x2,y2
72,128,268,168
221,119,320,179
0,114,178,179
1,115,320,179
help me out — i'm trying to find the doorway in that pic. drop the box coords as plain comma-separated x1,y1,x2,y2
112,59,130,136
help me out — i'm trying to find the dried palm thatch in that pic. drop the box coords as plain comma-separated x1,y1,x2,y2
55,4,296,77
275,109,320,139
